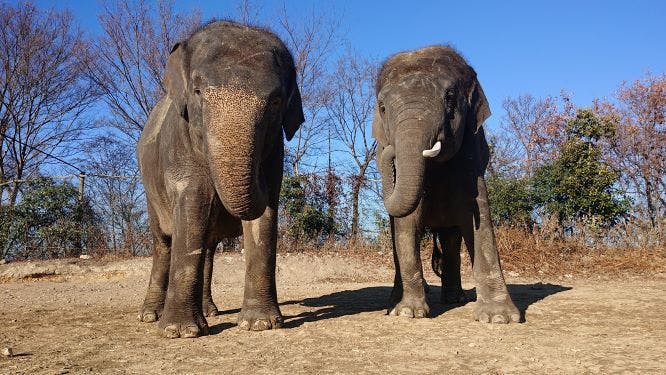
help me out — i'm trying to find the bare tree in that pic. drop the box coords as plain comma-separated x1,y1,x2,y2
91,0,200,141
276,4,341,174
81,136,147,255
235,0,263,25
485,131,524,179
599,73,666,230
0,2,98,209
500,93,573,178
325,50,378,240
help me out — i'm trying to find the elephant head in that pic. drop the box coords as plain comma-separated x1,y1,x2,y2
164,22,304,220
372,46,490,217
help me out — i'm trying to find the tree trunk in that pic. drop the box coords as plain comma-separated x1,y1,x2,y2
350,176,361,241
644,178,656,228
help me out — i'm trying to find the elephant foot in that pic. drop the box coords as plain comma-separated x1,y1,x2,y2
138,308,160,323
441,287,470,304
388,296,430,318
203,298,219,317
473,298,520,324
158,309,208,338
237,305,283,331
137,298,164,322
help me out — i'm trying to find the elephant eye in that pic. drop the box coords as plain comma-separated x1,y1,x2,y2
192,75,203,96
378,101,386,115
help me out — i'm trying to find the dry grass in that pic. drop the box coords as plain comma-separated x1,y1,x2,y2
277,237,393,266
274,227,666,280
77,227,666,280
491,227,666,278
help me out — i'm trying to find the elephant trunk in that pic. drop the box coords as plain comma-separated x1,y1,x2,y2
204,87,268,221
381,124,429,217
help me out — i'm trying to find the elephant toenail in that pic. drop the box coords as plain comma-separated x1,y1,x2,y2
510,313,521,323
252,320,270,331
492,315,508,324
414,309,426,318
182,326,200,338
478,313,490,323
163,325,180,338
207,309,219,317
399,307,414,317
238,320,250,330
142,312,157,322
388,308,398,316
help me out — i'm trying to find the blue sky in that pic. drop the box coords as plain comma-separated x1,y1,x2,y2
26,0,666,130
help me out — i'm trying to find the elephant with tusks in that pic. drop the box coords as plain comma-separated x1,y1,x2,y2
373,46,520,324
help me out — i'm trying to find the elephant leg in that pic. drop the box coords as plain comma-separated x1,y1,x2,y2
158,190,209,338
388,203,429,318
202,245,219,317
389,216,403,304
138,206,170,323
471,177,520,323
237,204,283,330
439,227,468,304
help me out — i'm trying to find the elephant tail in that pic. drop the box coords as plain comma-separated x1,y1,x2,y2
431,231,443,278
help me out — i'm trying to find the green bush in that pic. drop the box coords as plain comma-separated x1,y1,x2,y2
0,177,97,259
487,175,535,229
280,174,337,242
532,109,629,230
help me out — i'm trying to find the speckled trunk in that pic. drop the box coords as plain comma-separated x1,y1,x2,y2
204,87,267,220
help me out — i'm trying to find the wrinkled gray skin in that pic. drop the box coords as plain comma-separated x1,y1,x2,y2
373,46,520,324
136,21,304,338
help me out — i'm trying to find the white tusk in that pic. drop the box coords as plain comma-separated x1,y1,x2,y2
422,141,442,158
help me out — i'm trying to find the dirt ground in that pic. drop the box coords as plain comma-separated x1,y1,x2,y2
1,253,665,374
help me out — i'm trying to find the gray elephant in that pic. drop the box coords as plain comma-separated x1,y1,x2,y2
136,21,304,338
372,46,520,323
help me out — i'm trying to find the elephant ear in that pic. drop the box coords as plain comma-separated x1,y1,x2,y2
467,79,491,133
164,42,189,119
282,74,305,141
371,104,388,146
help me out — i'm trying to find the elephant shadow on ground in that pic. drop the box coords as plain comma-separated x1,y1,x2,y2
280,286,393,328
278,282,571,328
505,283,572,320
208,321,238,335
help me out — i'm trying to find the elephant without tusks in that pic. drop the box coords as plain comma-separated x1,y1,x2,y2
373,46,520,323
136,21,304,338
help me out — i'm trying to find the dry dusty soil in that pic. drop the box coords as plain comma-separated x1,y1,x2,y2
1,253,665,374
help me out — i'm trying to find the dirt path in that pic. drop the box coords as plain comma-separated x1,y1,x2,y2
1,253,664,374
